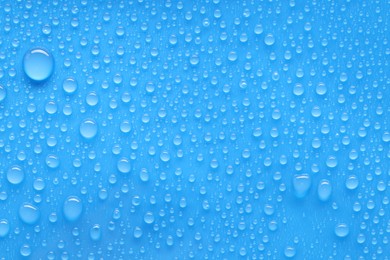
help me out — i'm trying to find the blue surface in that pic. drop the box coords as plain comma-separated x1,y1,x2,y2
0,0,389,259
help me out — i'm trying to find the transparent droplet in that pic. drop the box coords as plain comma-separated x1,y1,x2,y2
284,246,296,258
117,157,131,173
264,34,275,46
144,212,154,224
7,165,24,185
63,77,78,94
345,175,359,190
19,203,40,225
0,219,10,238
80,119,98,139
23,47,54,81
318,179,332,202
90,224,101,241
46,154,60,169
293,174,311,198
63,196,83,222
335,223,349,238
0,85,6,102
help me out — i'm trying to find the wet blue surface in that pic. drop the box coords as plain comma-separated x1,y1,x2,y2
0,0,389,259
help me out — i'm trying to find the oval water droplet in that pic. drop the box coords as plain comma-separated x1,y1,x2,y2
63,77,78,94
335,223,349,238
63,196,83,222
293,174,311,198
0,219,10,238
19,203,40,225
23,47,54,81
117,157,131,173
90,224,101,241
7,165,24,185
0,85,6,102
318,179,332,202
80,119,98,139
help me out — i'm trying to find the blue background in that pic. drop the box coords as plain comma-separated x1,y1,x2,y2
0,0,389,259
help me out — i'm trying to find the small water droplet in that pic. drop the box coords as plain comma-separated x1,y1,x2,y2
318,179,332,202
80,119,98,139
293,174,311,198
63,196,83,222
0,85,6,102
63,77,78,94
7,165,24,185
0,219,10,238
335,223,349,238
23,47,54,81
19,203,40,225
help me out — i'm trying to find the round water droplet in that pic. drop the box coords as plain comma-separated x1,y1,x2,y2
63,77,78,94
293,174,311,198
264,34,275,46
46,154,60,169
0,85,6,102
326,156,338,168
284,246,296,258
0,219,10,238
316,82,327,95
318,179,332,202
117,157,131,173
144,212,154,224
20,244,31,257
7,165,24,185
345,175,359,190
90,224,101,241
335,223,349,238
23,47,54,81
80,119,98,139
63,196,83,222
19,203,40,225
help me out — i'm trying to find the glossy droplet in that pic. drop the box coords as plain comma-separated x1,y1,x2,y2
345,175,359,190
264,33,275,46
80,119,98,139
335,223,349,238
0,219,10,238
317,179,332,202
144,212,154,224
7,165,24,185
117,157,131,173
90,224,102,241
63,196,83,222
284,246,296,258
0,85,6,102
23,47,54,81
63,77,78,94
293,174,311,198
19,203,40,225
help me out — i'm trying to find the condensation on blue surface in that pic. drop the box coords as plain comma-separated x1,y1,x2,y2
0,0,389,259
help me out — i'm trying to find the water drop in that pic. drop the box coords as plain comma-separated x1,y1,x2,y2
19,203,40,225
0,219,10,238
23,47,54,81
90,224,102,241
63,77,78,94
293,174,311,198
335,223,349,238
345,175,359,190
0,85,6,102
117,157,131,173
7,165,24,185
264,33,275,45
80,119,98,139
317,179,332,202
63,196,83,222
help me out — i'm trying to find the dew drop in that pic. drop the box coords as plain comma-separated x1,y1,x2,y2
63,77,78,94
345,175,359,190
80,119,98,139
0,219,10,238
63,196,83,222
90,224,102,241
317,179,332,202
23,47,54,81
19,203,40,225
293,174,311,198
264,33,275,45
0,85,6,102
117,157,131,173
335,223,349,238
7,165,24,185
